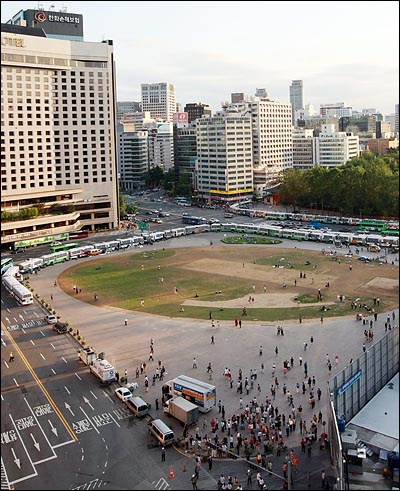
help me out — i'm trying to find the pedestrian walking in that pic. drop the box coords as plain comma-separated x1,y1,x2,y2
124,318,128,326
211,335,215,344
155,398,159,410
275,346,279,356
161,446,166,461
208,455,213,471
321,469,326,488
9,352,15,362
259,345,263,356
193,357,197,368
247,468,252,485
191,474,198,490
124,369,128,381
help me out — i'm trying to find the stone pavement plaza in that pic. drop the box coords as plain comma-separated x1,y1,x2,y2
27,235,399,489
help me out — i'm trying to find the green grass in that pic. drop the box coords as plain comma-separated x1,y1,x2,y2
60,248,391,322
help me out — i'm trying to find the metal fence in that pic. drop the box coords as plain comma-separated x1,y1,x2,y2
327,326,399,490
328,326,399,422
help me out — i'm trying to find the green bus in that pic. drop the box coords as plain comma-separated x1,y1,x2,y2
49,242,79,253
14,233,69,251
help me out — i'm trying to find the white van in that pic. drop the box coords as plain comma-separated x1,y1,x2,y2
148,419,175,446
126,396,149,417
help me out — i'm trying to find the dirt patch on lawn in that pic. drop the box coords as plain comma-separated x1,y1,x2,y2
362,277,399,290
183,292,335,309
181,258,335,287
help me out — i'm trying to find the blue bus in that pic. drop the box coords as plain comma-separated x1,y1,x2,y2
182,215,206,225
1,257,13,275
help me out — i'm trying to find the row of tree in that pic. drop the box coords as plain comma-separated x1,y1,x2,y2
278,150,399,218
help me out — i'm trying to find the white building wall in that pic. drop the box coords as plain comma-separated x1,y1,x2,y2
196,115,253,201
313,124,359,167
141,82,176,122
1,31,119,227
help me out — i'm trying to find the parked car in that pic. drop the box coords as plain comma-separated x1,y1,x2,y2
115,387,133,402
50,241,62,247
45,314,57,324
53,322,68,334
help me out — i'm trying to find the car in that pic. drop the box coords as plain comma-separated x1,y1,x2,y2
358,256,371,262
53,321,68,334
85,248,102,256
45,314,58,324
115,387,133,402
345,253,353,258
50,241,62,246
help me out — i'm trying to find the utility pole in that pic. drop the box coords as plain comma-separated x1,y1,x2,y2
287,456,292,490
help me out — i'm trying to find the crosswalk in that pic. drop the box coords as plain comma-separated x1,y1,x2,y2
0,458,11,490
153,477,170,490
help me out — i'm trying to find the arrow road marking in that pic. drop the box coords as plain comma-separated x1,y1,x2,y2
48,420,58,437
11,448,21,469
83,396,95,411
30,433,40,452
65,402,75,416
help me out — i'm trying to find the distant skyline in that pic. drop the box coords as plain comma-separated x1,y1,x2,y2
2,1,399,115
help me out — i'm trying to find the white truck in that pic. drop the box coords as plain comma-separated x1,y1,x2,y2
164,396,199,425
79,347,116,384
162,375,216,413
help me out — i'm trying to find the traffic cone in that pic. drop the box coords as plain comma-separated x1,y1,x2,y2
169,466,175,478
183,462,187,472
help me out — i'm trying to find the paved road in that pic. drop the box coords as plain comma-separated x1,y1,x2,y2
22,232,398,489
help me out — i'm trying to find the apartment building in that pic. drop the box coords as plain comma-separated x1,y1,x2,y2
195,114,253,203
141,82,176,122
1,18,119,248
313,124,359,167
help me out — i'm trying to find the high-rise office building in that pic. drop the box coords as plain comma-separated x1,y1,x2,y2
116,101,142,121
320,102,352,118
173,123,197,186
289,80,304,126
1,12,119,248
222,93,293,197
117,124,149,192
141,82,176,122
195,115,253,203
292,129,314,170
313,124,359,167
184,103,212,123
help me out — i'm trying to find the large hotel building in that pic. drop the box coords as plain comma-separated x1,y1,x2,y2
1,9,119,249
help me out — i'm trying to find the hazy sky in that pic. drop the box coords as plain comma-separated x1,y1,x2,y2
2,1,399,115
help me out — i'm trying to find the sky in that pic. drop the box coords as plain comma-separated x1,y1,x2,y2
1,1,399,115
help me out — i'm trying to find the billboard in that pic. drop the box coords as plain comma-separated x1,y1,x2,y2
26,10,83,39
173,112,188,124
